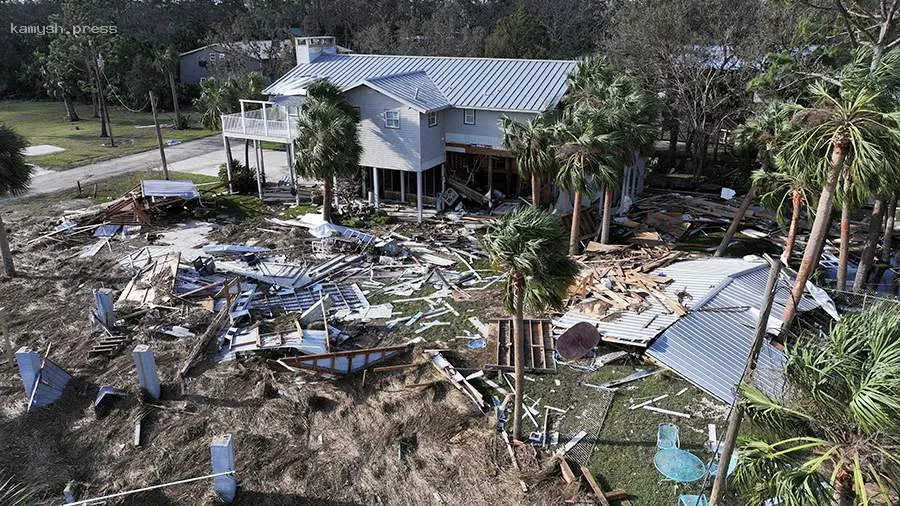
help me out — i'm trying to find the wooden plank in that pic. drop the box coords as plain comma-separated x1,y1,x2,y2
525,320,535,369
560,458,576,485
579,465,611,506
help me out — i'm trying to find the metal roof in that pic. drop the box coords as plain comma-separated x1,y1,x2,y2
646,262,823,404
554,257,761,346
352,71,451,113
263,53,576,112
140,180,200,200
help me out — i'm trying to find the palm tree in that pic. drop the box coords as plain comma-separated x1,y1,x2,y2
751,165,815,265
733,303,900,506
780,74,900,326
554,116,618,255
153,47,182,128
715,101,799,257
563,57,657,245
482,206,578,439
195,77,229,131
501,112,556,207
0,125,32,277
292,80,361,222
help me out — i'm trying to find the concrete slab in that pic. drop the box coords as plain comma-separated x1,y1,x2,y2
24,144,66,156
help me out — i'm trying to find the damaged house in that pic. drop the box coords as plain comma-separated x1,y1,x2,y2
220,36,647,222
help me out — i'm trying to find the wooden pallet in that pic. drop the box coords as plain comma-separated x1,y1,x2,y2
89,335,130,356
485,319,556,373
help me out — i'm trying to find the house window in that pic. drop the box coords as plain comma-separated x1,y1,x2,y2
208,52,217,62
352,106,361,119
428,111,438,127
463,108,475,125
384,110,400,129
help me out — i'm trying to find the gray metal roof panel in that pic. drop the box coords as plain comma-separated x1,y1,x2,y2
646,262,823,404
264,54,576,112
359,71,450,113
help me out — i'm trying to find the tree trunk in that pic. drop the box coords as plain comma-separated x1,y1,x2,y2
667,118,679,171
511,275,526,440
692,132,708,182
97,67,109,138
568,191,582,255
782,189,802,265
715,186,756,257
244,140,250,169
837,174,852,291
783,144,846,329
0,214,15,277
852,196,886,292
168,72,182,128
91,88,99,118
322,177,334,223
833,471,855,506
881,195,896,263
63,95,80,122
600,186,612,244
531,174,540,207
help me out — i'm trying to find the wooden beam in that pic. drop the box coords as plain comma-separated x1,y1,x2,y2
446,142,513,157
579,465,611,506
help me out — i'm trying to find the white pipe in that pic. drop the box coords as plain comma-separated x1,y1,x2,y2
64,471,236,505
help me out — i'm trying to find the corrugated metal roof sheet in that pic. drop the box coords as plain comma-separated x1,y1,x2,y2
140,179,200,200
554,257,762,345
263,53,576,112
646,262,823,404
357,71,450,113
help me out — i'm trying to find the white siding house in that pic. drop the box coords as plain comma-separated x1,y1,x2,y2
221,36,589,222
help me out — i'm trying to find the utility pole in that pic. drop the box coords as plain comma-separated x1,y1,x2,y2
709,255,783,505
149,91,169,179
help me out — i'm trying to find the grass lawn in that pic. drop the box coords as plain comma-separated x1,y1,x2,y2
0,100,217,169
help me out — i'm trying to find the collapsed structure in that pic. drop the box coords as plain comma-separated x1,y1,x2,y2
8,174,852,504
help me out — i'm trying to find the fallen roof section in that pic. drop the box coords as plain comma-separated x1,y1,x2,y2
554,257,759,347
646,260,826,404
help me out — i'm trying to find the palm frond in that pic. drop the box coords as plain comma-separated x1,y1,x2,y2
481,206,578,315
0,124,32,197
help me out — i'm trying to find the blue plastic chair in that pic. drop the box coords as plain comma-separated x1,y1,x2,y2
657,423,680,450
706,452,738,477
679,494,709,506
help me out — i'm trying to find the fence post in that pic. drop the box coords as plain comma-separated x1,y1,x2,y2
210,434,237,503
132,344,161,400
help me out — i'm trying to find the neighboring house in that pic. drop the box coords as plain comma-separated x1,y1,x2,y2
179,40,293,85
220,36,645,221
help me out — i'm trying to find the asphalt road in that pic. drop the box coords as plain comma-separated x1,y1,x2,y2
20,136,293,197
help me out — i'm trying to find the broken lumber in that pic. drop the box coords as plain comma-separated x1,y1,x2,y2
578,465,611,506
642,405,691,418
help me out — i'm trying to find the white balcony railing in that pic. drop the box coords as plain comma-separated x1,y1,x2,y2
221,100,293,141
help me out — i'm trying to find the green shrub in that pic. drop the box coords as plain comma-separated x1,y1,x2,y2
371,210,393,226
218,160,257,194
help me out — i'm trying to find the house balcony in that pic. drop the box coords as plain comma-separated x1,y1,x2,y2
221,100,294,143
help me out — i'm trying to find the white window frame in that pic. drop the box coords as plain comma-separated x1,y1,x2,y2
428,111,438,127
384,110,400,129
463,108,475,125
208,52,217,62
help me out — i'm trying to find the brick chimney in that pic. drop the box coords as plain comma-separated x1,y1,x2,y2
295,36,336,65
